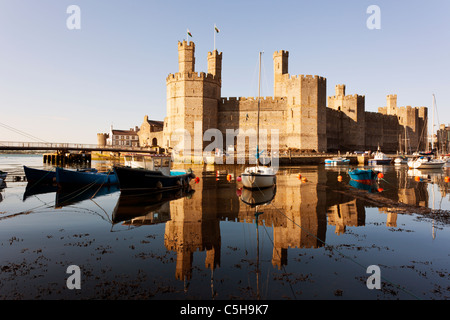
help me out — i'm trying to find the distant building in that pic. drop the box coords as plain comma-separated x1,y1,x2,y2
108,125,140,147
137,115,164,147
437,124,450,154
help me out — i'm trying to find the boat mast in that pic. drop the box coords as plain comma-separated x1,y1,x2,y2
432,94,435,151
256,51,262,167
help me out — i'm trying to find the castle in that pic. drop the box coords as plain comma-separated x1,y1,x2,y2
140,40,427,157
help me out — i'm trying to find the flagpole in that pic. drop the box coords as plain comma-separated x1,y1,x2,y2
214,24,216,51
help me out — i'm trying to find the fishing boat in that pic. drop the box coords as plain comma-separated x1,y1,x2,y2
368,148,392,165
348,168,377,183
241,52,276,189
123,153,172,173
113,166,195,193
407,156,445,169
23,166,56,184
324,157,350,165
56,167,118,186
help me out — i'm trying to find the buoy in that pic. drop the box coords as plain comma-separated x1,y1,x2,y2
337,175,342,182
297,173,302,179
195,177,200,183
237,176,242,182
227,174,232,181
301,177,308,182
236,188,242,197
377,172,384,179
377,188,384,192
414,176,421,182
445,176,450,183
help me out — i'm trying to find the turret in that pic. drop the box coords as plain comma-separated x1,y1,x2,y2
207,50,222,80
178,40,195,73
273,50,289,97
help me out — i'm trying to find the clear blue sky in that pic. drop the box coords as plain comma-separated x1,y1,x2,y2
1,0,449,143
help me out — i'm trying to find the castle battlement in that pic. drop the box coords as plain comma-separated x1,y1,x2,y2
273,50,289,56
178,40,194,49
220,96,285,103
166,71,220,82
208,50,223,57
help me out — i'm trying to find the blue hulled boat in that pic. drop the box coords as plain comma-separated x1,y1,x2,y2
24,166,56,184
113,166,195,193
56,167,118,186
348,169,377,182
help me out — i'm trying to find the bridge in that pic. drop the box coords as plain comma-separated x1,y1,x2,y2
0,141,158,154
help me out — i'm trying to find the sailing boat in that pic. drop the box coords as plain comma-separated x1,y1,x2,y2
241,52,276,189
407,94,445,169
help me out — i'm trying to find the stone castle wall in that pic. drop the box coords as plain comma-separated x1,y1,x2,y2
159,40,428,156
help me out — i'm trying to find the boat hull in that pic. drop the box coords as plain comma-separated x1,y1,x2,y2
408,161,445,169
348,169,377,182
24,166,56,184
368,159,391,165
56,167,118,186
113,166,194,192
241,173,276,189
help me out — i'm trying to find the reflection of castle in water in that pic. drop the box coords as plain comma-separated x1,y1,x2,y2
115,166,443,281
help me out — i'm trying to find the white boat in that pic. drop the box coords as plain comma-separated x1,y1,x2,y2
241,166,277,189
241,52,276,189
394,156,408,165
368,148,392,165
123,153,173,175
407,156,445,169
324,157,350,165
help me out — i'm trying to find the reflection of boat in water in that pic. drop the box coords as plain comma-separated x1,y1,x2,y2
55,185,119,208
239,185,276,208
112,188,195,225
23,182,58,201
348,179,379,193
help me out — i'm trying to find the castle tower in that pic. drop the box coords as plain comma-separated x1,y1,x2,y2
208,50,222,81
178,40,195,73
386,94,397,115
335,84,346,97
165,41,221,160
273,50,289,97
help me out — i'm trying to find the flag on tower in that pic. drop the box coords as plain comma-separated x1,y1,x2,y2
187,29,193,37
215,25,220,33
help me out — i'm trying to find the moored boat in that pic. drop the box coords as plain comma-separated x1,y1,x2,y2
368,149,392,165
113,166,195,192
24,166,56,184
56,167,118,186
407,156,445,169
241,166,277,189
394,156,408,165
348,169,377,183
240,51,276,190
123,153,172,174
0,170,7,180
324,157,350,165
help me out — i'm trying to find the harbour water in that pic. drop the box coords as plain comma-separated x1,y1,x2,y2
0,154,449,300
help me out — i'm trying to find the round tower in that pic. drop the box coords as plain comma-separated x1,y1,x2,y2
97,133,109,146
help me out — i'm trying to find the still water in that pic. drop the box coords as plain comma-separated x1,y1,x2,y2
0,154,449,300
